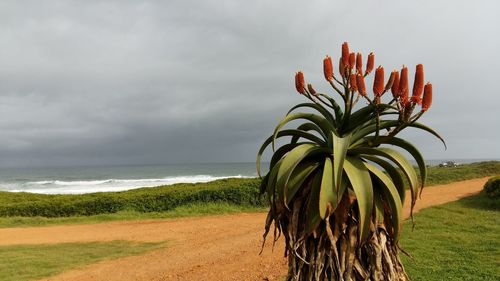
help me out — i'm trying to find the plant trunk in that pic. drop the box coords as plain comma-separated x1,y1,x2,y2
285,221,409,280
266,195,410,281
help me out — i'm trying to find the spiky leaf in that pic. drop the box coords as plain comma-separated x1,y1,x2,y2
343,157,373,242
319,157,335,218
275,144,329,207
272,113,334,150
332,132,351,193
365,163,403,240
305,171,323,233
285,161,320,205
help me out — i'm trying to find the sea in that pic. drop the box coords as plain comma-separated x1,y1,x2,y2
0,159,496,195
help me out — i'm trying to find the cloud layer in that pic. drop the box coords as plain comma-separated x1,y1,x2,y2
0,0,498,167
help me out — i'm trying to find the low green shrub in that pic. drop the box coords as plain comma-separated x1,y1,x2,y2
0,178,266,217
483,175,500,198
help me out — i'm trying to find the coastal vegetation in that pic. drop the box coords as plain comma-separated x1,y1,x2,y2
0,178,264,218
0,161,498,228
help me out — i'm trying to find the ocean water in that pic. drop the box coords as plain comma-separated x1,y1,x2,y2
0,159,495,195
0,163,259,195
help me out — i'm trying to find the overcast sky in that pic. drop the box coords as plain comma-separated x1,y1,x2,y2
0,0,498,167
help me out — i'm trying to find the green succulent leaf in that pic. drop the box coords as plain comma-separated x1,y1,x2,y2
275,144,329,208
259,173,269,194
280,130,326,146
351,120,400,145
266,159,283,211
287,102,335,125
256,129,325,177
285,161,320,205
270,142,313,172
319,157,335,219
362,155,405,204
292,122,327,143
373,194,385,225
266,161,281,197
409,122,447,149
370,136,427,189
318,93,343,123
343,156,373,242
351,147,419,210
365,163,403,240
305,170,324,234
346,104,395,132
332,132,351,193
272,113,335,150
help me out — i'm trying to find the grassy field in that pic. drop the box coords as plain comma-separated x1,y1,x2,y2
402,194,499,280
0,241,165,281
0,161,498,228
424,161,500,186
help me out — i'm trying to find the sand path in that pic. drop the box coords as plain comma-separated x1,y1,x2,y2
0,177,489,281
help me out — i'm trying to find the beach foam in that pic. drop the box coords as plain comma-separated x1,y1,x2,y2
3,175,250,194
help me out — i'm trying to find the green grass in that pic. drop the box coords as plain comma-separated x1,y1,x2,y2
401,194,500,280
0,161,498,228
0,241,165,281
424,161,500,186
0,202,265,228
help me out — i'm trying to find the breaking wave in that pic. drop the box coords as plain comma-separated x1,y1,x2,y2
4,175,249,194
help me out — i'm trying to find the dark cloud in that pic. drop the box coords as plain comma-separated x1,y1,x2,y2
0,0,498,167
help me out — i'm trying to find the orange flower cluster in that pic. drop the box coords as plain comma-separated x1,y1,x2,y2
366,53,374,75
356,73,366,96
411,64,424,105
293,42,434,113
422,83,432,112
356,53,363,74
295,71,305,94
373,66,385,97
390,64,432,114
349,74,357,91
323,56,333,81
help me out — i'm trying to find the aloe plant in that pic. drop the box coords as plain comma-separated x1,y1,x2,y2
257,42,444,281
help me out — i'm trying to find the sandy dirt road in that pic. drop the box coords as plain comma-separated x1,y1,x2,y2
0,177,489,281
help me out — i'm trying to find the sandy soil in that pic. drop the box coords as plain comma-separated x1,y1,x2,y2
0,177,489,281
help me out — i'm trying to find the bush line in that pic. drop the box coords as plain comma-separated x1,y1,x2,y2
0,178,266,217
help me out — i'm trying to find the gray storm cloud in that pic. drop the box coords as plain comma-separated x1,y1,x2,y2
0,0,498,167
